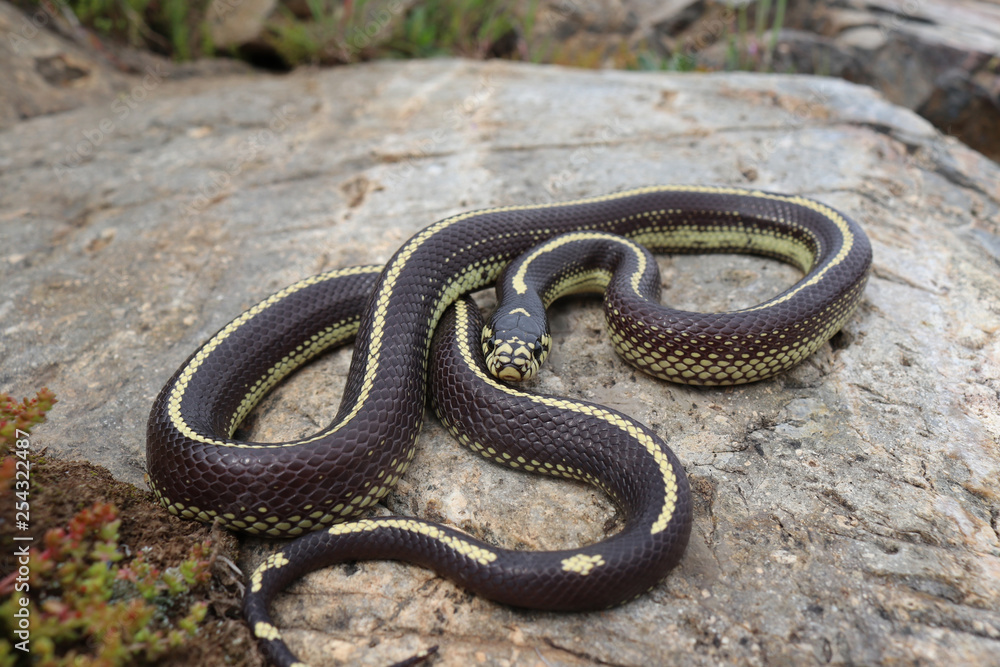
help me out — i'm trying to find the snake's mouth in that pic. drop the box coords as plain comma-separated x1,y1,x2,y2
485,343,539,382
498,365,527,382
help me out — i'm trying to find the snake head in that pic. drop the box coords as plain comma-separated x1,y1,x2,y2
482,311,551,382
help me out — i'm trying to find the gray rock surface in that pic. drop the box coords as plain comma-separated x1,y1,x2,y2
0,1,250,131
0,1,130,129
2,57,999,665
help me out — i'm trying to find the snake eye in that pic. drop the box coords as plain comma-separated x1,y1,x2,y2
483,338,496,353
532,346,543,360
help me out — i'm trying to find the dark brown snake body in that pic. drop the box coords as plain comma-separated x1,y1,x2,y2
145,186,872,666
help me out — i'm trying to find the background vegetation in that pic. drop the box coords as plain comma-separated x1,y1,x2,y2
16,0,789,72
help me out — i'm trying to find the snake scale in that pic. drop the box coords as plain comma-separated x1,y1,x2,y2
145,185,872,666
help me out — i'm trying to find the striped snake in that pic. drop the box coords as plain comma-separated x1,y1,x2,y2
145,185,871,666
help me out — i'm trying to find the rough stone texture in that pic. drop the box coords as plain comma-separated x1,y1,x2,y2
528,0,1000,160
644,0,1000,161
0,1,131,130
0,1,251,131
2,57,1000,665
801,0,1000,162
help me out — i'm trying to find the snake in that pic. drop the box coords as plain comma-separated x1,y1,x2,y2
145,185,872,667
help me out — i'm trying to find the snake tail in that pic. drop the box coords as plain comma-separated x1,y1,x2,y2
243,296,692,665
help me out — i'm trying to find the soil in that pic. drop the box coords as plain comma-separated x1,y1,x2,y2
0,455,266,667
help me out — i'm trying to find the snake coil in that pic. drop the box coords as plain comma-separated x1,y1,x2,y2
146,185,871,666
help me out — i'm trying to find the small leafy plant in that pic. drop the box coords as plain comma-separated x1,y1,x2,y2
1,389,215,665
0,388,56,455
0,502,212,666
726,0,789,72
55,0,209,60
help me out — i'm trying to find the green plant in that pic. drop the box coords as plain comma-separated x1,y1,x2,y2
0,388,56,455
757,0,786,59
381,0,521,59
62,0,153,46
268,8,324,66
161,0,191,59
39,0,535,66
264,0,527,67
725,0,788,72
629,49,698,72
56,0,209,59
0,389,213,665
0,501,211,666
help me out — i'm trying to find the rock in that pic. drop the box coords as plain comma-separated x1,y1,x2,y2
816,0,1000,162
834,24,886,51
207,0,279,49
0,2,252,130
201,0,423,68
2,58,999,665
644,0,706,36
527,0,640,65
628,0,1000,160
787,0,1000,161
0,1,129,129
